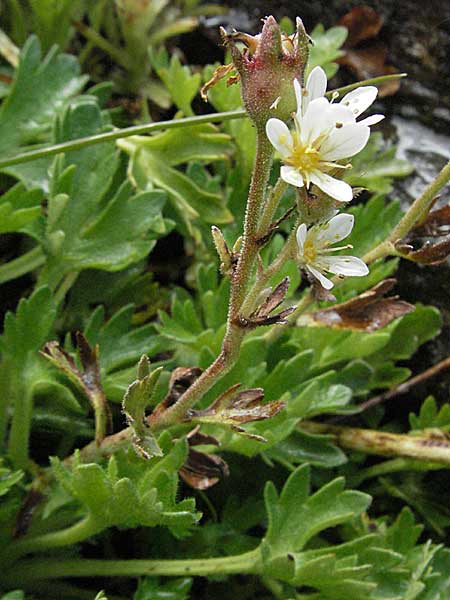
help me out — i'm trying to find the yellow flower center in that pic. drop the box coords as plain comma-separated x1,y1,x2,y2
285,135,320,173
302,238,317,263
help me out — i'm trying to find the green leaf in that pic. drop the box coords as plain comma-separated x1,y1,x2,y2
308,24,348,78
119,123,233,237
347,195,404,258
123,356,164,459
134,577,192,600
0,461,24,497
37,98,171,287
0,592,25,600
409,396,450,432
289,381,354,419
28,0,82,51
263,464,371,560
345,133,414,194
50,437,199,535
0,36,86,159
268,429,347,468
0,183,42,234
151,47,201,115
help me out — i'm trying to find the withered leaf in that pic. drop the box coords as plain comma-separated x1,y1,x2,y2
13,489,44,539
337,7,399,97
179,448,229,490
149,366,203,426
200,63,237,101
239,277,295,328
253,277,290,318
188,384,285,441
42,333,111,444
410,204,450,238
339,6,383,48
311,277,336,303
396,239,450,266
179,427,228,490
186,425,219,447
308,279,414,332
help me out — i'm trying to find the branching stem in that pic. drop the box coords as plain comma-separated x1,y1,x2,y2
150,130,274,429
300,421,450,465
2,547,261,586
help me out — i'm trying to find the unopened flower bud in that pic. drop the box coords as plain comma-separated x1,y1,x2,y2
211,226,232,273
223,16,310,128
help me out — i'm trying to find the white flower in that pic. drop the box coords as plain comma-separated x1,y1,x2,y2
266,66,384,203
296,213,369,289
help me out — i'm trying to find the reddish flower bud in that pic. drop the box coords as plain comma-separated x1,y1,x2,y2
223,16,310,128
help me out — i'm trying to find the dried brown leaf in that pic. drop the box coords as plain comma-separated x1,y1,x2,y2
254,277,290,318
150,367,203,425
410,204,450,238
337,7,399,97
189,384,285,436
42,333,111,443
179,448,229,490
309,279,414,332
397,239,450,265
201,63,236,101
339,6,383,47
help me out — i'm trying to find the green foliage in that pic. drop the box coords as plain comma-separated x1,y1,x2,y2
308,24,348,78
119,123,233,240
409,396,450,432
151,48,201,116
262,465,371,560
0,461,23,498
50,436,199,535
0,184,42,233
123,356,164,458
0,11,448,600
39,100,170,288
345,133,414,194
134,578,192,600
0,37,86,159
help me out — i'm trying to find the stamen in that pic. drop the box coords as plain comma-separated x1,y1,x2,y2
323,244,353,253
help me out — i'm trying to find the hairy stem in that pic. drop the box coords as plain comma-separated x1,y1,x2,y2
241,220,299,316
2,548,261,585
300,421,450,466
150,130,274,429
257,178,288,238
363,159,450,263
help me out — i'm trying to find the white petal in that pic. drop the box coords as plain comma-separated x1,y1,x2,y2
306,264,334,289
320,255,369,277
316,213,354,245
328,103,356,126
280,165,304,187
319,124,370,160
358,114,384,127
301,97,334,146
296,223,307,253
309,171,353,203
294,78,303,119
340,86,378,117
266,118,293,158
303,66,327,113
